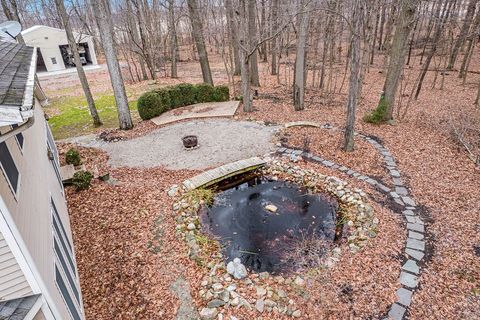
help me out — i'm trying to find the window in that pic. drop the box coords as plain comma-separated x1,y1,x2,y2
0,141,19,194
55,266,81,320
11,124,24,149
52,199,82,320
51,57,57,64
46,123,63,190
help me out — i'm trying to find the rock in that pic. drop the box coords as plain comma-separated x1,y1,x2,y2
200,307,218,320
294,276,305,287
226,258,248,279
220,290,230,302
259,271,270,280
226,284,237,292
230,297,240,306
292,310,302,318
212,283,223,292
264,204,278,213
230,317,239,320
167,185,178,197
187,223,196,230
256,287,267,297
207,299,226,308
277,289,287,299
218,314,224,320
255,299,265,312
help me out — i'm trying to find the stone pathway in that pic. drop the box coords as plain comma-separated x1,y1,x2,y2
277,126,425,320
170,276,199,320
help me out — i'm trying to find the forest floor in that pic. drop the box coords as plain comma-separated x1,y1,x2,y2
57,52,479,319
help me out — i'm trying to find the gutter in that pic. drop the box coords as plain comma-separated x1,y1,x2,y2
0,46,38,143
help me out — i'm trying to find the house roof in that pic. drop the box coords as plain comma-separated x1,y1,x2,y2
0,294,41,319
0,41,36,125
21,25,92,39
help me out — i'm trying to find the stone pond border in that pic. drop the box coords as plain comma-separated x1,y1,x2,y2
280,123,426,320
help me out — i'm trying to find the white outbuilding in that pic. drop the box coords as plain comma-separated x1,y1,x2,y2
21,25,98,73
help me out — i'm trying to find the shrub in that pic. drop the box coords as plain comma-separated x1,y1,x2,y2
137,91,166,120
166,85,184,107
177,83,198,106
155,88,173,110
364,97,388,124
212,85,230,102
72,170,93,191
195,83,215,103
65,148,81,166
137,83,230,120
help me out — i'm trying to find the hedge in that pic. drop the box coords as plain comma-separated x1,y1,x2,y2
137,83,230,120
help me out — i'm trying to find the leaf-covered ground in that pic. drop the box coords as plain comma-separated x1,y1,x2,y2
59,53,479,319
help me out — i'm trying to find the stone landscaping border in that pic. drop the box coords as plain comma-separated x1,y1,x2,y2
279,125,426,320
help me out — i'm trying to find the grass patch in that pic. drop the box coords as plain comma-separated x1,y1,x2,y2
45,94,140,140
364,97,389,124
182,188,215,206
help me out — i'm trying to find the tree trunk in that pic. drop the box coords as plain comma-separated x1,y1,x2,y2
248,0,260,86
270,0,279,75
238,0,253,112
168,0,178,78
459,8,480,77
293,0,311,111
381,0,420,120
415,0,455,100
187,0,214,85
447,0,477,69
55,0,102,127
225,0,241,75
91,0,133,130
344,1,362,152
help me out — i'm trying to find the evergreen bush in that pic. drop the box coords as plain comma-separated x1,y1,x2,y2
65,148,81,166
137,83,230,120
72,170,93,191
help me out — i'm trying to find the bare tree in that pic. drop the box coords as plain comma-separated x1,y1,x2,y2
187,0,214,85
167,0,178,78
379,0,420,121
225,0,241,75
344,0,362,152
293,0,311,111
447,0,478,70
54,0,102,127
91,0,133,130
248,0,260,86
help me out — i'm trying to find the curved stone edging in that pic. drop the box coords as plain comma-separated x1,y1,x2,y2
278,126,425,320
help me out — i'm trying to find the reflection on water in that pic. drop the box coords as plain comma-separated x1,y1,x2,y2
200,176,338,273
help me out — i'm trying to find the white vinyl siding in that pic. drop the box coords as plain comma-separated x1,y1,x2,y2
0,231,32,300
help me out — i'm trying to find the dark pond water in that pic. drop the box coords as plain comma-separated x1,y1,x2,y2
200,176,338,273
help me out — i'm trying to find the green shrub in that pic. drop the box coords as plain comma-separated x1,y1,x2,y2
364,97,388,124
166,85,184,107
65,148,81,166
137,83,230,120
195,83,215,103
137,91,166,120
155,88,173,110
72,170,93,191
176,83,198,106
212,85,230,102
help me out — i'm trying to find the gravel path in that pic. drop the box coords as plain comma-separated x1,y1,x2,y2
98,119,278,170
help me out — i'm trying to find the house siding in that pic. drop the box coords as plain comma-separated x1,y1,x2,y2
0,100,84,319
0,231,32,300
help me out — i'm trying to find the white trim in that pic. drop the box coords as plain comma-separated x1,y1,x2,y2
0,196,60,320
23,295,43,320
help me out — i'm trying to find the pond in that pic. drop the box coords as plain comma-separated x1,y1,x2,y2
199,175,339,274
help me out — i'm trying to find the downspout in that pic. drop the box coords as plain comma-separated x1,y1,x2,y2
0,115,35,143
